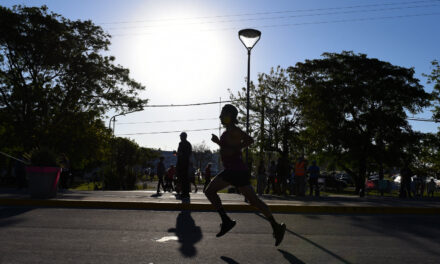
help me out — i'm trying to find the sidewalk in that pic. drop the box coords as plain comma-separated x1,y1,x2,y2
1,188,440,214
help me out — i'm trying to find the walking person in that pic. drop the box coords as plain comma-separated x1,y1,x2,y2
265,160,276,194
204,104,286,246
277,157,289,195
400,161,413,198
307,160,320,197
176,132,192,199
189,162,198,193
427,178,436,198
59,153,71,190
156,157,166,194
295,156,307,196
165,165,176,192
203,163,212,192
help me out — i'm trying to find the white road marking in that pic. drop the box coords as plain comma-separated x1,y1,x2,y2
155,236,178,243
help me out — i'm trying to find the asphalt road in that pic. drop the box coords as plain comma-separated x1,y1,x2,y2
1,207,440,264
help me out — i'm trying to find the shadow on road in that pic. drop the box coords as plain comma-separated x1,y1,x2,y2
253,212,352,264
286,228,352,264
220,256,240,264
168,210,202,257
0,207,32,227
278,249,306,264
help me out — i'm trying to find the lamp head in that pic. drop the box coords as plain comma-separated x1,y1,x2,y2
238,28,261,50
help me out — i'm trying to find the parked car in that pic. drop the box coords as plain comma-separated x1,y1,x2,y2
319,172,348,192
335,173,353,185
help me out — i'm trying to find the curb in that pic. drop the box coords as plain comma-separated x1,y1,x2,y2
1,198,440,214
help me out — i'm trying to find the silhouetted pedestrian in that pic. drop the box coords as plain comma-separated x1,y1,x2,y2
205,104,286,246
400,162,413,198
295,156,307,196
165,165,175,192
277,157,289,195
265,160,276,194
189,162,198,193
427,178,436,198
59,153,70,190
176,132,192,199
307,160,320,197
203,163,212,192
156,157,166,194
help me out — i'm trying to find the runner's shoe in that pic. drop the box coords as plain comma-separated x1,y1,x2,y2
216,219,236,237
273,223,286,246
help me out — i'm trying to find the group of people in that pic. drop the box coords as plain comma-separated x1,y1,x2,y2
155,156,213,195
257,157,321,197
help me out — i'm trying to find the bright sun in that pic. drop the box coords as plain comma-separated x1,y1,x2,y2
121,4,229,103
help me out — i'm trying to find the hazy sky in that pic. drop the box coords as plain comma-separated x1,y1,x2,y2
3,0,440,150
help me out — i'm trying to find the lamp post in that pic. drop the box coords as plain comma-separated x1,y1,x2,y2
238,28,261,166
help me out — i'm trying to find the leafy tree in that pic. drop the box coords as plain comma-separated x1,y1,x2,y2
0,6,146,168
426,60,440,121
192,141,213,170
106,137,158,190
230,66,302,166
290,51,430,193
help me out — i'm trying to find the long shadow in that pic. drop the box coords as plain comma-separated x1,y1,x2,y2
286,228,352,264
278,249,306,264
220,256,240,264
168,210,202,257
253,212,352,264
0,207,33,227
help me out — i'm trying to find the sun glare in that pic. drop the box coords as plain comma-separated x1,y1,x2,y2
123,4,229,102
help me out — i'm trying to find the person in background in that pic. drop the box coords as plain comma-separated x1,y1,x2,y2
165,165,176,192
307,160,320,197
427,178,436,198
176,132,192,199
400,161,413,198
59,153,71,190
295,156,307,196
156,156,166,194
189,162,198,193
203,163,212,193
265,160,276,194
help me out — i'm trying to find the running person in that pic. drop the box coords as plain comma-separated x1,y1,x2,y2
205,104,286,246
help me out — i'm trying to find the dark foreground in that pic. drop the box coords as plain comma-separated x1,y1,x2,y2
1,207,439,264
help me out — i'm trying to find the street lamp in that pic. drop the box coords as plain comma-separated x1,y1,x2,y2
238,28,261,166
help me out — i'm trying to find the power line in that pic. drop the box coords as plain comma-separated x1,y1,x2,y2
105,3,440,31
408,118,439,122
111,12,440,37
117,117,218,125
145,100,234,107
103,100,234,108
99,0,439,25
116,127,218,136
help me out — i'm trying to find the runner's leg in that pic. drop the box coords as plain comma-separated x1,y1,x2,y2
239,184,286,246
205,175,230,210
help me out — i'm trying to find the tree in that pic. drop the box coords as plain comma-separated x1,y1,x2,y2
192,141,213,171
0,6,146,168
290,51,431,193
426,60,440,121
229,66,302,167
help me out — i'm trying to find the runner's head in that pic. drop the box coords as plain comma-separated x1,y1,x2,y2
220,104,239,125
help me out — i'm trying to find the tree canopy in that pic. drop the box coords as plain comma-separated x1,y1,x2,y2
289,51,431,191
0,5,147,168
